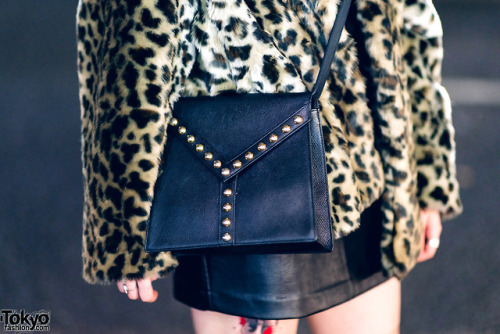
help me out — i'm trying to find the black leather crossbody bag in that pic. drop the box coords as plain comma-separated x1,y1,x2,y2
145,0,352,255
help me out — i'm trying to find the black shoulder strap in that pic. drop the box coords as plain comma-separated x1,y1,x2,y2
310,0,353,103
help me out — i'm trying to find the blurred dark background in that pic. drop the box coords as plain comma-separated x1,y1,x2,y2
0,0,498,333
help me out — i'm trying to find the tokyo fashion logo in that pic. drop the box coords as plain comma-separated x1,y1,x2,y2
0,309,50,332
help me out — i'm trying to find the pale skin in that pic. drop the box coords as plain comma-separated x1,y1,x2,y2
116,208,442,333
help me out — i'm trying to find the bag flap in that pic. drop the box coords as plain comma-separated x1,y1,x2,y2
168,91,313,182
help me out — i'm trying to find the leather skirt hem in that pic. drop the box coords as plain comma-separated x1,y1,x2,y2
174,269,391,320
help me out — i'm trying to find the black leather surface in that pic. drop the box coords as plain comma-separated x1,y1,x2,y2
309,108,333,250
171,91,311,162
145,91,333,253
170,91,312,181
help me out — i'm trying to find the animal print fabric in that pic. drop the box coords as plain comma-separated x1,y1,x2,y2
76,0,463,284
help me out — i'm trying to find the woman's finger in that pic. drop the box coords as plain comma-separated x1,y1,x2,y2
116,281,125,293
137,278,158,303
124,280,140,300
424,210,442,259
417,209,442,262
417,209,429,263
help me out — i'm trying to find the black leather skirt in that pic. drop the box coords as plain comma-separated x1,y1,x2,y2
172,197,392,320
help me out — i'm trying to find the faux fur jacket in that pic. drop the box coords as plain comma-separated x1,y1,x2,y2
76,0,463,284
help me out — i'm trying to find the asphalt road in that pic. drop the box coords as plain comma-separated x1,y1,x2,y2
0,1,498,333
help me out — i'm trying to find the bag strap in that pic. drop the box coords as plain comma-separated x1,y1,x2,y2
310,0,353,104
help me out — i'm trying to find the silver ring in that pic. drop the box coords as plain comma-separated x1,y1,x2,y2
429,238,440,248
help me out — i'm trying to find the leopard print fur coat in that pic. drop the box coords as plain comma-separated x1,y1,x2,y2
76,0,463,284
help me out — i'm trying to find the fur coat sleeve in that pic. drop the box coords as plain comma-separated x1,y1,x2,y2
76,0,196,284
349,0,464,276
401,0,463,220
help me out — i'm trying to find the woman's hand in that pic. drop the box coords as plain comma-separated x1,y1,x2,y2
116,277,159,302
417,208,443,263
